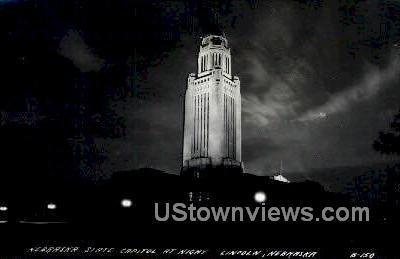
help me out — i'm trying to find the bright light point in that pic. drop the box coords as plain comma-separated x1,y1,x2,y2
254,191,267,203
319,112,327,118
121,199,132,208
47,203,56,210
0,206,7,212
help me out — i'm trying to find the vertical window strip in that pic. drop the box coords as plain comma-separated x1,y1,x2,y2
233,100,236,159
213,53,215,66
226,95,228,158
196,95,199,154
233,98,235,158
228,96,230,158
203,93,205,156
224,94,226,157
231,97,233,157
194,95,196,154
227,95,230,158
202,93,204,157
191,95,194,156
199,93,201,156
207,93,209,157
201,94,203,155
226,94,229,157
230,97,232,158
232,98,234,159
225,95,228,158
228,96,230,157
226,96,229,157
195,95,196,154
231,97,233,158
223,94,225,156
197,95,199,155
203,93,206,157
193,95,196,155
200,93,202,156
200,94,204,156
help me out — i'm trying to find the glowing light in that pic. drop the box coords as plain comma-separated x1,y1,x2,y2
47,203,56,210
254,191,267,203
319,112,327,118
0,206,8,212
121,199,132,208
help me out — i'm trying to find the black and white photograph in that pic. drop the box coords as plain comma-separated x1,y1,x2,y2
1,0,400,258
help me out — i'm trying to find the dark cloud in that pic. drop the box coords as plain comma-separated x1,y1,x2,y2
97,0,400,176
3,0,400,181
58,29,104,72
217,0,400,173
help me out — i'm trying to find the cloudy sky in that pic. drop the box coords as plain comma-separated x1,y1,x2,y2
2,0,400,181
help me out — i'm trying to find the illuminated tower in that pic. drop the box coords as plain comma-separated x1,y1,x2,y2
182,34,243,176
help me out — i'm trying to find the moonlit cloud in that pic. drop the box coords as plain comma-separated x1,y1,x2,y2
58,30,105,73
4,0,400,188
241,47,308,126
299,53,400,122
232,0,400,174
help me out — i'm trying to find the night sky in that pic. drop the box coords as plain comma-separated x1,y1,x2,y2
1,0,400,182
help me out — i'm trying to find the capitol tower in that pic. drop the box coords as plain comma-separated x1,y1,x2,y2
182,33,243,177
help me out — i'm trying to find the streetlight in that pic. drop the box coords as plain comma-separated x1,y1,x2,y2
47,203,57,210
254,191,267,203
121,199,132,208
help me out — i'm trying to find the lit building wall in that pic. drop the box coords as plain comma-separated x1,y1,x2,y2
183,35,242,172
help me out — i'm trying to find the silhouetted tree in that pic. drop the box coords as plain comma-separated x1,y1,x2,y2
374,110,400,155
373,110,400,211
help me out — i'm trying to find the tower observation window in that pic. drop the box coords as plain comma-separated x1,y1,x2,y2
211,37,223,45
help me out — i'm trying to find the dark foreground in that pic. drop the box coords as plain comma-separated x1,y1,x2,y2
0,217,399,258
0,168,399,258
0,221,398,258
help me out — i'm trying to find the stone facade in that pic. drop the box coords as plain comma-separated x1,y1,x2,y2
182,35,242,175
